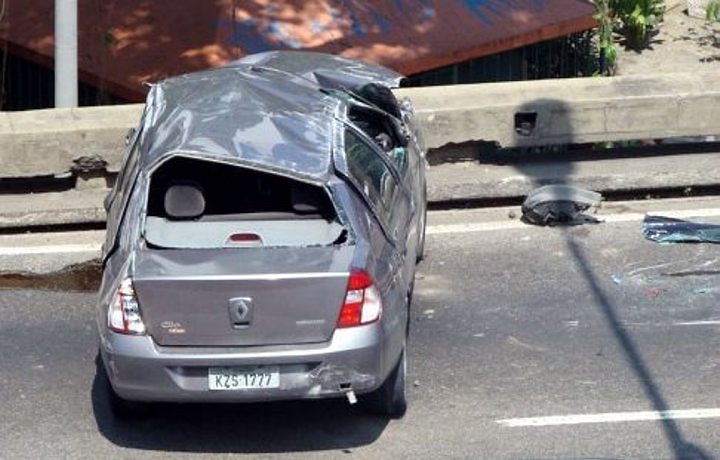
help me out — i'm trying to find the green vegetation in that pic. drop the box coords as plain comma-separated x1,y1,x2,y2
613,0,665,49
592,0,666,75
707,0,720,21
593,0,617,74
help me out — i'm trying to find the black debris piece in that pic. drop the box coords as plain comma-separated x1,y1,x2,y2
521,185,603,226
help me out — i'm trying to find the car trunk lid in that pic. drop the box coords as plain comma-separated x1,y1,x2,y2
132,245,354,347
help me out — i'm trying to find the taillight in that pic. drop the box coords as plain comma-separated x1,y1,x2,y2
108,278,146,335
226,232,263,246
337,270,382,328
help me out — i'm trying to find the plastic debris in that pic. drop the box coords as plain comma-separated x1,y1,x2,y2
344,388,358,405
643,215,720,244
521,185,603,226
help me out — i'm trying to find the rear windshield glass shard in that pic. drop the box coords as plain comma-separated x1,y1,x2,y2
643,215,720,244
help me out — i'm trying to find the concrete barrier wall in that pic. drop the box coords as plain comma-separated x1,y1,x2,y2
1,71,719,178
0,104,143,177
396,71,720,149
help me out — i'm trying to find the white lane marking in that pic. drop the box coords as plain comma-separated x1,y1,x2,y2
0,244,101,255
497,408,720,427
428,207,720,235
604,207,720,223
427,220,525,234
674,320,720,326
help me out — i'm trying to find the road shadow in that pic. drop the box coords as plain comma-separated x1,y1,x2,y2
505,98,576,189
565,237,714,460
514,99,714,460
91,358,388,454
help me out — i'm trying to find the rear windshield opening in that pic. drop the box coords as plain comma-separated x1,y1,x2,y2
144,156,347,249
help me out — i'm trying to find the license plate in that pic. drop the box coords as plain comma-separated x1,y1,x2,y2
208,366,280,390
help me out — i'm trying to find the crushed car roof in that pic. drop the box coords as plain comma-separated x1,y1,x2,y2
232,51,404,90
140,51,404,182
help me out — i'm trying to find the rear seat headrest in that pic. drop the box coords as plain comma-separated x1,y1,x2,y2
164,184,205,219
291,185,325,215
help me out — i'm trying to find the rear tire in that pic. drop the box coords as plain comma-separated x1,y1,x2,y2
365,348,407,418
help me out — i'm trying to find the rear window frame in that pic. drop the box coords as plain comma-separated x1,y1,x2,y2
138,152,353,249
103,122,144,262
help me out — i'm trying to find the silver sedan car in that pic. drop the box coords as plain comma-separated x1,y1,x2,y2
97,51,427,419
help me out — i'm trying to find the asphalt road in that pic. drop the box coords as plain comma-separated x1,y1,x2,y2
3,202,720,459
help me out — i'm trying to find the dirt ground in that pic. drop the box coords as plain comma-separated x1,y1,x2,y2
615,0,720,75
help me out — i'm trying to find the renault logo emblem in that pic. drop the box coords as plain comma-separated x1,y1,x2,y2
228,297,253,327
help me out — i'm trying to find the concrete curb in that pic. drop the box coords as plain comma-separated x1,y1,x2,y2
2,150,720,230
427,151,720,203
0,189,107,229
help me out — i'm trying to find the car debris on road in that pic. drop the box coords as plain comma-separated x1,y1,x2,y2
521,185,603,226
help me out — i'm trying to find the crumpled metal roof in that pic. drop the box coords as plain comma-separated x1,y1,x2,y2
140,52,397,181
233,51,404,90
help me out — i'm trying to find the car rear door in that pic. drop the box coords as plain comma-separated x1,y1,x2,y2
335,125,414,304
344,103,423,260
340,127,411,246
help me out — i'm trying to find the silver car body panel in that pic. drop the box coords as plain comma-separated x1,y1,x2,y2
132,246,355,347
99,324,388,402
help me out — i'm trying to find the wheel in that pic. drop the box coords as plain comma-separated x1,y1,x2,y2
97,353,149,419
416,201,427,263
365,348,407,418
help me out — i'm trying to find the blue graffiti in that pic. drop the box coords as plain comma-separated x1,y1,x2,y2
462,0,547,25
341,0,368,37
218,18,302,54
218,0,548,53
391,0,435,26
461,0,508,25
267,21,303,49
327,0,437,40
334,0,395,38
218,18,278,54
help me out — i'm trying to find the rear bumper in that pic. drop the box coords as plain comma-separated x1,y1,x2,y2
99,325,389,403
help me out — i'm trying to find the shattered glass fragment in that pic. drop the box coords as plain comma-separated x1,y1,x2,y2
521,185,603,226
643,215,720,244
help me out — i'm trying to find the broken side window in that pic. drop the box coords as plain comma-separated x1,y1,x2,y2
344,128,412,244
104,129,143,258
348,105,409,175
